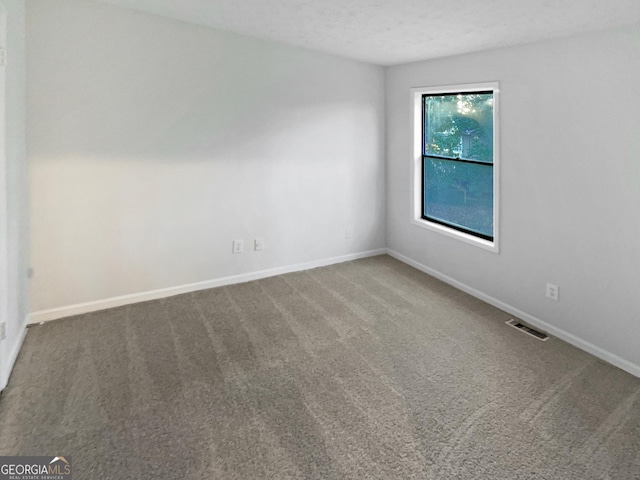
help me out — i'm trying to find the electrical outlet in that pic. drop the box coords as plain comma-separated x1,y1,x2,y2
546,283,559,301
345,228,353,239
254,238,264,251
0,322,6,340
232,239,244,254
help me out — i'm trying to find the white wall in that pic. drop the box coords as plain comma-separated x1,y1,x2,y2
27,0,385,314
0,0,26,391
386,25,640,372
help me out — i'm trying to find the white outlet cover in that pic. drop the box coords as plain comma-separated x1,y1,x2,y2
232,239,244,254
254,238,264,251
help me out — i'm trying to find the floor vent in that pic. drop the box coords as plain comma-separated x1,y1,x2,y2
506,319,549,341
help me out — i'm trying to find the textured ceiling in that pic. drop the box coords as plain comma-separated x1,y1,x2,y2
95,0,640,65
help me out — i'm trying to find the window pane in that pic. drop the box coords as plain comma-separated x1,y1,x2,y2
424,158,493,238
424,93,493,163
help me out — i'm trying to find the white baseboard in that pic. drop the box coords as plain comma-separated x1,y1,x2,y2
26,247,640,380
386,249,640,379
0,320,27,391
28,249,387,325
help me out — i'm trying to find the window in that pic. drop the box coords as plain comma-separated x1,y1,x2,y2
412,83,499,252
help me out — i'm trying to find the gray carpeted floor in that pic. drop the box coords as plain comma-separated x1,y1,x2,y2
1,255,639,479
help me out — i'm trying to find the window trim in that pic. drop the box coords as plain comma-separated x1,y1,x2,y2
411,82,500,253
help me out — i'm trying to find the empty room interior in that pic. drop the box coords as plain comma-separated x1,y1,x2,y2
1,0,640,478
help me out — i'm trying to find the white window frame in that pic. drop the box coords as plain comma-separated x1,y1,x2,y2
411,82,500,253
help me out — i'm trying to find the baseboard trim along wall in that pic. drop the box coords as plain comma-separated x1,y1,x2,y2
27,247,640,379
0,321,27,392
386,249,640,379
28,249,387,325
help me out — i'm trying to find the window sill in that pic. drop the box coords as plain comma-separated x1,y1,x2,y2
411,217,499,253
